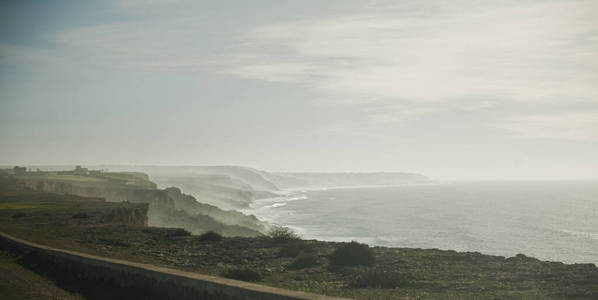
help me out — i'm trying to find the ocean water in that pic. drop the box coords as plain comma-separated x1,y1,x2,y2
243,181,598,264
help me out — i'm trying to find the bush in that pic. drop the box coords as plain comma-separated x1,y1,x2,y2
198,231,222,242
223,268,261,282
11,212,25,219
329,241,375,267
350,270,403,288
289,253,319,270
165,228,191,237
71,212,89,219
267,226,299,244
277,242,314,258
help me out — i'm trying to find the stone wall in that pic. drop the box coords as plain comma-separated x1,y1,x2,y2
0,232,348,300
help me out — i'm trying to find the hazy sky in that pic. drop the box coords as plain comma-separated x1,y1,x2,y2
1,0,597,180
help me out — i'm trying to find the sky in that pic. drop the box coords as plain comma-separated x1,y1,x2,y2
1,0,597,180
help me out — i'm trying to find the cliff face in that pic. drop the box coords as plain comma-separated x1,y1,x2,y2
164,187,265,232
16,174,264,237
23,179,171,204
120,166,279,210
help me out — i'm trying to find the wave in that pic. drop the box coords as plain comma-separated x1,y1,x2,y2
267,202,288,208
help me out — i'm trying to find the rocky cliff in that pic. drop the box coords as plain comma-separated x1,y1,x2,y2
14,173,264,237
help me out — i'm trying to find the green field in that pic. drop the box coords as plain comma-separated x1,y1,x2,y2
0,201,74,210
14,172,155,189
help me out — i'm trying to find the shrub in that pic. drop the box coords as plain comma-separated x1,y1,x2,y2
223,268,261,282
350,270,403,288
159,228,192,238
277,242,314,258
167,228,191,237
71,212,89,219
198,231,222,242
329,241,375,267
289,253,319,270
267,225,299,244
11,212,25,219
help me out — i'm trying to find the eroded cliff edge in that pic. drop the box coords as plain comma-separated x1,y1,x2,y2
9,171,265,237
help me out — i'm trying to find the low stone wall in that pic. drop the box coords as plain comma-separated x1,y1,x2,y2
0,232,349,300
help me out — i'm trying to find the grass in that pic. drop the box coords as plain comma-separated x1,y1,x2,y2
16,174,105,183
288,252,319,269
0,201,73,210
14,171,156,189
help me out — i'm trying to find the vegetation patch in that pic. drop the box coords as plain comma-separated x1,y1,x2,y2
0,202,71,210
289,253,319,270
198,231,222,242
350,269,404,288
277,242,314,258
72,212,89,219
267,226,299,244
330,241,375,267
11,212,25,219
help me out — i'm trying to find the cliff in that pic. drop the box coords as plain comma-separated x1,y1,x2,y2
108,166,431,209
110,166,279,210
9,173,265,237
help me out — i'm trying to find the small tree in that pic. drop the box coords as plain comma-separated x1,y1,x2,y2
267,225,299,244
329,241,375,267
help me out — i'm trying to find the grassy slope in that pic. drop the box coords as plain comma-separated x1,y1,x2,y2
15,172,155,189
1,191,597,300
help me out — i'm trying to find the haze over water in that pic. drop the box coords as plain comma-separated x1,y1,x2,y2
245,181,598,264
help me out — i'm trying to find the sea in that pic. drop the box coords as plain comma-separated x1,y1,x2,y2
242,181,598,265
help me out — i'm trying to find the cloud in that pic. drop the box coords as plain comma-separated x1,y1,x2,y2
226,0,598,105
18,0,598,141
493,112,598,141
221,0,598,141
0,44,59,65
109,0,188,15
55,19,210,72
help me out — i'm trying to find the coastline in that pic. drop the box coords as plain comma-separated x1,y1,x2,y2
243,181,598,266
